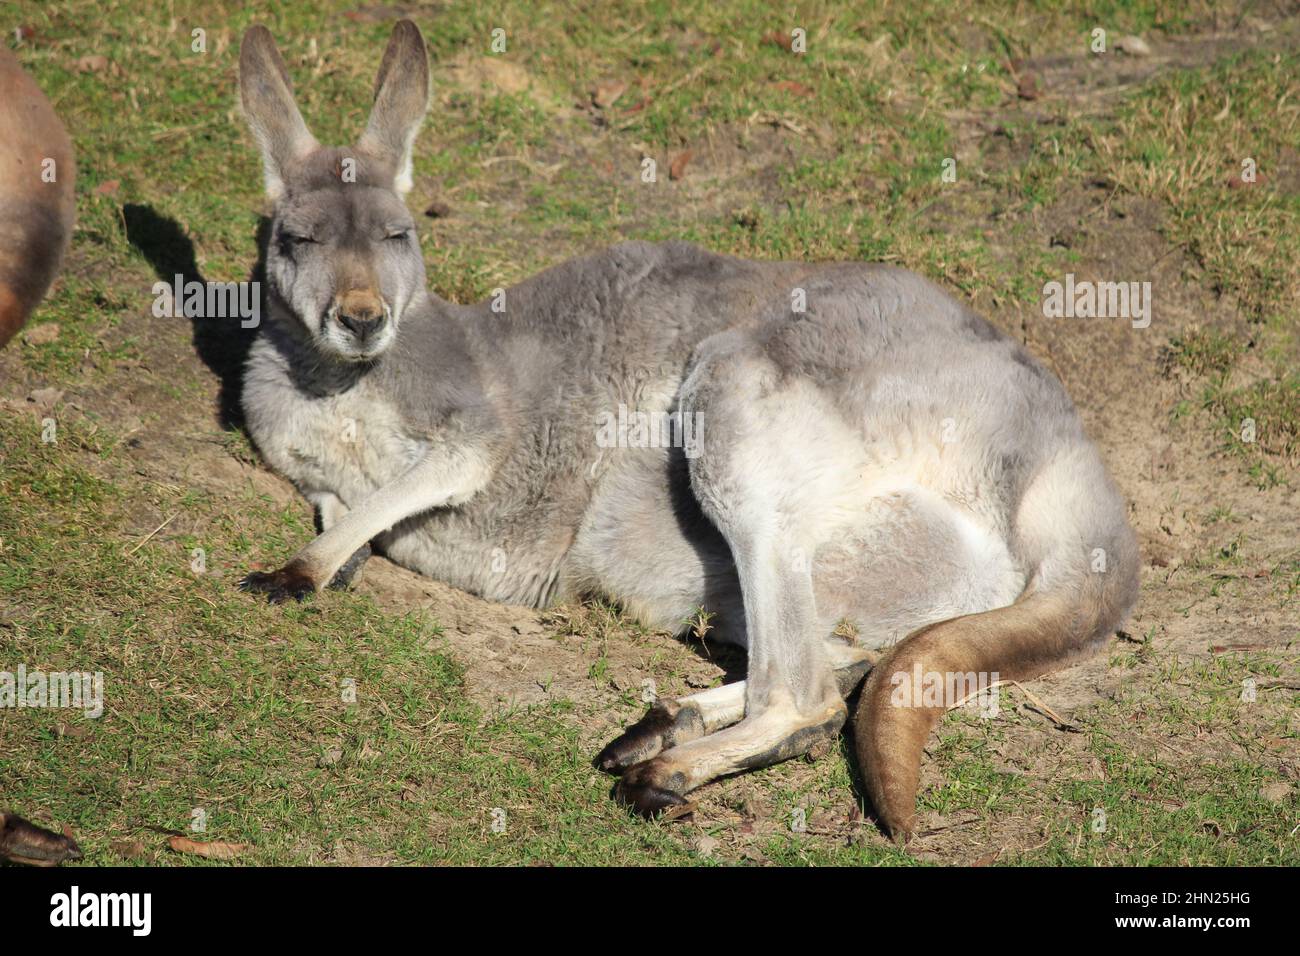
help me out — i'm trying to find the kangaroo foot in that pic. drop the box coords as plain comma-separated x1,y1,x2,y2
595,699,708,775
239,561,316,604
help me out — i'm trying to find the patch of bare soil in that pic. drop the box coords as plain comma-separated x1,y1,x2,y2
1019,14,1300,115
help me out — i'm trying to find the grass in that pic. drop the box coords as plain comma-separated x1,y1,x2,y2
0,412,702,864
2,0,1297,865
1165,325,1300,486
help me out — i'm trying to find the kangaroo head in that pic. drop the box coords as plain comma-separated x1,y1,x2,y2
239,20,430,363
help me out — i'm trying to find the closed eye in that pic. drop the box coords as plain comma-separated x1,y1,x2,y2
282,232,318,246
384,229,413,243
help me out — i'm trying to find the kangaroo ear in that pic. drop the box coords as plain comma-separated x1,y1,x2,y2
239,26,318,201
358,19,430,196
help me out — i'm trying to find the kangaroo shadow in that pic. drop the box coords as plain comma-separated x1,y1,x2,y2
122,203,268,430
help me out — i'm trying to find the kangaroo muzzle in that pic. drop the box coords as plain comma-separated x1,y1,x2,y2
333,289,388,341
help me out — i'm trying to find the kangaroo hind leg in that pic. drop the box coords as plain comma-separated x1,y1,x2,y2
612,341,869,817
596,640,874,776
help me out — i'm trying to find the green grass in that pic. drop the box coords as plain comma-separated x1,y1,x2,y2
1165,326,1300,487
0,413,703,864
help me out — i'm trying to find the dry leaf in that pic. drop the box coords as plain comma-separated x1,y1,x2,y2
1226,172,1266,189
659,800,697,822
110,838,148,859
75,54,109,74
763,31,794,52
168,835,248,860
54,716,93,738
770,80,814,97
694,834,719,857
1115,35,1152,56
1017,73,1040,100
592,79,627,109
669,149,694,181
95,179,120,196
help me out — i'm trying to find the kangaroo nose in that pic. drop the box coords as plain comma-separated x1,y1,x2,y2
335,290,386,338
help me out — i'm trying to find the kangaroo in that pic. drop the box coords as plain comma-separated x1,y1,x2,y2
236,21,1139,839
0,48,75,350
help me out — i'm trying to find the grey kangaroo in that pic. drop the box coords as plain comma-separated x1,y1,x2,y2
236,21,1138,839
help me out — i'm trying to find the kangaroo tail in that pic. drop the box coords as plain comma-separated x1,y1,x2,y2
853,448,1139,840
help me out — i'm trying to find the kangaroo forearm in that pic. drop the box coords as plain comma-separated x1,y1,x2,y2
294,448,492,585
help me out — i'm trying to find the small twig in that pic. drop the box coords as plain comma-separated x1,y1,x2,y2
950,677,1078,732
480,155,563,177
950,678,1011,710
658,61,711,98
1011,680,1080,731
745,109,809,136
1254,678,1300,691
125,514,177,556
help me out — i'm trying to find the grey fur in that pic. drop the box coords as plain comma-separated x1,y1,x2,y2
236,22,1139,826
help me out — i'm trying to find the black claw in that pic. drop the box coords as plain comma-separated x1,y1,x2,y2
594,727,659,775
613,778,693,821
612,759,695,821
593,747,619,774
238,564,317,604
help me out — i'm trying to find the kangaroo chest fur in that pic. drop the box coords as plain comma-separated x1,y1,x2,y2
242,241,729,607
262,374,427,499
244,330,570,606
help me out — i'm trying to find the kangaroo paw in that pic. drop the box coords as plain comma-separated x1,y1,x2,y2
594,699,705,774
238,562,316,604
327,544,371,591
613,760,696,821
